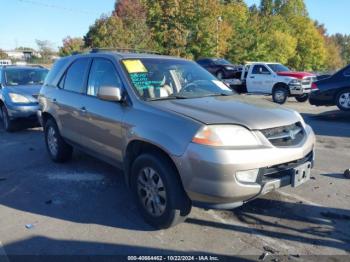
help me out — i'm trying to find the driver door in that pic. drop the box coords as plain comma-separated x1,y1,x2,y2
247,64,273,93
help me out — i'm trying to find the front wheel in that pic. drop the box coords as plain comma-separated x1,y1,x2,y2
44,119,73,162
131,152,192,229
272,86,288,104
1,105,14,132
336,89,350,111
295,94,309,103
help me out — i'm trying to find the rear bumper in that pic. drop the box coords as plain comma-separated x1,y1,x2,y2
309,91,335,106
173,125,316,209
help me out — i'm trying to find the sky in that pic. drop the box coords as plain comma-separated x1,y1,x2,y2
0,0,349,51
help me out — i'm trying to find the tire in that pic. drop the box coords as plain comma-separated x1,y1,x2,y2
295,94,309,103
44,119,73,162
1,105,14,132
272,86,289,104
130,152,192,229
336,89,350,111
216,70,224,80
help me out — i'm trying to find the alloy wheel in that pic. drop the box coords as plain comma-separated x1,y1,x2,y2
274,90,285,103
137,167,167,217
339,92,350,109
47,126,58,157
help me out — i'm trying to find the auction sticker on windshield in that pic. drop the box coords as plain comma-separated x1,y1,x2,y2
123,60,148,73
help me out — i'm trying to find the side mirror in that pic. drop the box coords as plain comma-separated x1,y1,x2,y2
97,86,122,102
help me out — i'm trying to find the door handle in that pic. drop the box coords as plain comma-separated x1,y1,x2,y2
250,76,255,79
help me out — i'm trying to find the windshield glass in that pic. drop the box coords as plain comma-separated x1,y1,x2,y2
213,59,231,65
122,58,234,101
5,68,48,86
267,63,290,72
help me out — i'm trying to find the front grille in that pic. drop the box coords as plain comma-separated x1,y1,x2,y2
261,122,305,147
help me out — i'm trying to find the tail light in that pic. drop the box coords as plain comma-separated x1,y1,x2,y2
311,82,318,90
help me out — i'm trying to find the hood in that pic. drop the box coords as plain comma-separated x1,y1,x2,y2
277,71,315,79
153,96,301,130
5,85,42,96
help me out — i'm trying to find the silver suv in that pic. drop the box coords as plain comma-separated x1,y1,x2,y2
38,50,316,228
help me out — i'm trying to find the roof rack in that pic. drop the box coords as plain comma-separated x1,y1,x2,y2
90,48,161,55
0,64,46,69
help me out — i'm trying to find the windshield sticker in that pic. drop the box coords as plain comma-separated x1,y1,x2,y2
130,73,163,90
212,80,231,91
123,60,148,73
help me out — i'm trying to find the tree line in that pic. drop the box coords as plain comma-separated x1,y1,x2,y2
8,0,348,72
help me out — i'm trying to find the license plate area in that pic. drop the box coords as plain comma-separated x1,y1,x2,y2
292,162,312,187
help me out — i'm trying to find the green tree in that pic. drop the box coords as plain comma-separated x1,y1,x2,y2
85,0,155,50
59,36,84,56
0,49,8,59
331,34,350,65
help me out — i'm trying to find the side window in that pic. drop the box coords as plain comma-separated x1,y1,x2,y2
63,58,90,93
198,59,210,66
87,58,122,96
343,67,350,77
252,65,270,75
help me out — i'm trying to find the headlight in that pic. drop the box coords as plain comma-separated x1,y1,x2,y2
289,79,301,85
225,66,235,70
192,125,260,147
9,93,30,103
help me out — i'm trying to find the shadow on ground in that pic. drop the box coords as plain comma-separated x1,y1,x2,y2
301,110,350,138
2,237,253,261
187,197,350,253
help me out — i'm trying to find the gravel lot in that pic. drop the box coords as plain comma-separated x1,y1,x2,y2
0,96,349,261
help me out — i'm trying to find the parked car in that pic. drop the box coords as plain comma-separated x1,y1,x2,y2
0,65,49,131
309,64,350,111
229,62,316,104
196,58,240,79
39,50,316,229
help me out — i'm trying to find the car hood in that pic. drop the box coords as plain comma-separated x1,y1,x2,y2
5,85,42,96
153,96,301,130
277,71,315,79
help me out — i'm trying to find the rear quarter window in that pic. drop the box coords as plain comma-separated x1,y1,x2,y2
44,58,69,86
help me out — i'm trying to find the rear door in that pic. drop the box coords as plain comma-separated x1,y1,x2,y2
77,57,126,164
54,58,91,144
246,64,273,93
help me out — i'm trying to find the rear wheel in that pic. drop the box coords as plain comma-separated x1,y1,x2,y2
44,119,73,162
131,152,192,229
1,105,14,132
336,89,350,111
272,86,289,104
295,94,309,103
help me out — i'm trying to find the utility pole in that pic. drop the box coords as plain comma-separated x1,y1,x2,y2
216,16,223,57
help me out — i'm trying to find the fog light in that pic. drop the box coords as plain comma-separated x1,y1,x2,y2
236,169,259,183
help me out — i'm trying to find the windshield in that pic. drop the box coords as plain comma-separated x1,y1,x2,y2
267,63,290,72
213,59,231,65
122,58,234,101
5,68,49,86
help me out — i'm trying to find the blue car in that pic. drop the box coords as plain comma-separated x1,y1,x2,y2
0,65,49,131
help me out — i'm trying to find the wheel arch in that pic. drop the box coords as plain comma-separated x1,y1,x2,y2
123,140,182,188
41,112,56,127
272,82,290,94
